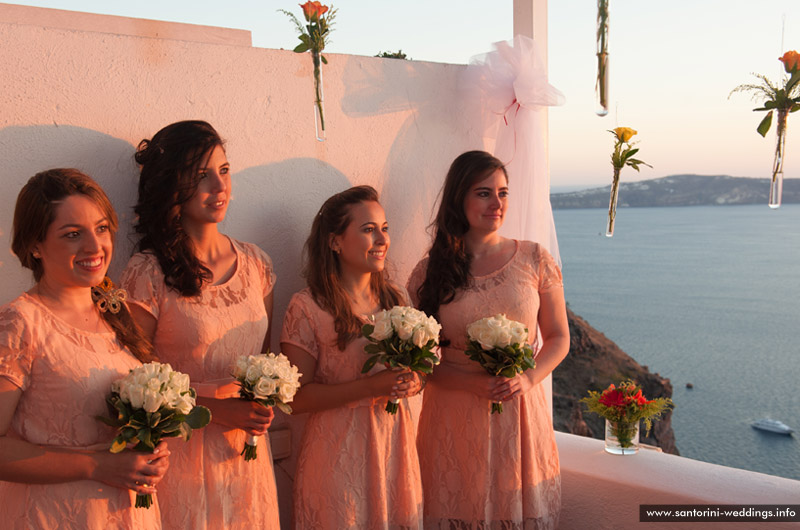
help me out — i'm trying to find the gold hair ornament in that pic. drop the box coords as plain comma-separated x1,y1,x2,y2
91,276,128,314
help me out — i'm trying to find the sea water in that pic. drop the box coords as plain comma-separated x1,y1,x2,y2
553,204,800,481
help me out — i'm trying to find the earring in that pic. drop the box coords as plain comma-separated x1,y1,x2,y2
32,250,41,259
91,276,128,314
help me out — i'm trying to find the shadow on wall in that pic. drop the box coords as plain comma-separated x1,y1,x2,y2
340,55,484,280
0,124,138,304
231,158,352,530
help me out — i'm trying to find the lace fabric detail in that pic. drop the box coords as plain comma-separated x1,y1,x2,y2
119,238,280,530
0,294,161,529
407,240,562,529
280,288,424,529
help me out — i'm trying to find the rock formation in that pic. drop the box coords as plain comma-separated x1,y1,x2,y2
553,308,679,455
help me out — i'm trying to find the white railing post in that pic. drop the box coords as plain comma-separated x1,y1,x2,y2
513,0,555,416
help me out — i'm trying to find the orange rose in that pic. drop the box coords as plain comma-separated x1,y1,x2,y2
300,1,329,21
779,50,800,74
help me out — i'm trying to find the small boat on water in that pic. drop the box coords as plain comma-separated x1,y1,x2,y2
751,418,794,435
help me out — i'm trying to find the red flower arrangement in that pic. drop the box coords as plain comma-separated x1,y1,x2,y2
581,380,673,449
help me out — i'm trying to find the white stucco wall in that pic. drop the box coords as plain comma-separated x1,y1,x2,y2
0,6,487,527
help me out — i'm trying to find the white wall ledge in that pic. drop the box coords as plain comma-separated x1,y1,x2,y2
0,2,251,46
557,431,800,529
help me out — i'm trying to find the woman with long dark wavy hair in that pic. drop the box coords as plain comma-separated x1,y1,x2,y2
120,121,279,529
408,151,569,529
0,169,169,529
280,186,424,529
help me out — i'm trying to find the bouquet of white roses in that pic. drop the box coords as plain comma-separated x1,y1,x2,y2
465,314,535,414
98,362,211,508
232,353,302,461
362,306,441,414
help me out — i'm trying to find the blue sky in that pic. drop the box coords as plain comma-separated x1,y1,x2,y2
8,0,800,189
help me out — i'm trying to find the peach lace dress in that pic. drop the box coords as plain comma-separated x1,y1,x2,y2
408,240,562,530
0,293,161,530
280,288,423,530
120,239,280,530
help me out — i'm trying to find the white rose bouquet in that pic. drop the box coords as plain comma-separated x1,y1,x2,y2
97,362,211,508
232,352,302,461
362,306,441,414
465,314,535,414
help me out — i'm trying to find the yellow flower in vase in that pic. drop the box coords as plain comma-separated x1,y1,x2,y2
605,127,652,237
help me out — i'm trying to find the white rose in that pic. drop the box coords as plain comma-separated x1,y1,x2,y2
127,384,145,410
278,384,296,404
143,388,164,412
510,322,528,346
254,377,278,399
370,313,394,341
468,319,496,350
245,364,262,384
411,326,429,348
232,356,249,379
176,393,194,415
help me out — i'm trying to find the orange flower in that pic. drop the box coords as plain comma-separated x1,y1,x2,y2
612,127,637,143
300,1,329,21
779,50,800,74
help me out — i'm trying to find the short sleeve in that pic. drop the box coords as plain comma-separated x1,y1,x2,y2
254,245,276,298
405,259,428,308
119,253,163,319
0,306,35,391
280,292,320,360
536,245,563,293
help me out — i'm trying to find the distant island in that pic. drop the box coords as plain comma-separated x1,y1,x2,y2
551,174,800,209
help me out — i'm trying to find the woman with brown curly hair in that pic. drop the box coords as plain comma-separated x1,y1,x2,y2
120,121,279,529
0,168,169,529
409,151,569,529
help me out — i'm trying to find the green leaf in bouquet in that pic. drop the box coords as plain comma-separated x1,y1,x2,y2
276,401,293,415
121,426,138,442
185,405,212,430
147,411,161,428
500,366,518,378
178,421,193,441
110,437,127,454
136,428,153,450
362,354,381,373
364,343,383,355
321,55,328,65
293,42,310,53
361,323,375,338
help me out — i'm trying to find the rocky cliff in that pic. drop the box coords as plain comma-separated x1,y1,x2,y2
552,309,679,455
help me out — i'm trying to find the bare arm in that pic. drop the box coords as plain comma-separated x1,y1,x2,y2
0,378,169,494
281,342,420,414
493,287,570,401
262,291,274,353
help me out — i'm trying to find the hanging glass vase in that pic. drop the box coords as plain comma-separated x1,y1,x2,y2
595,0,610,117
312,50,326,142
769,109,787,208
606,168,621,237
605,419,639,455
